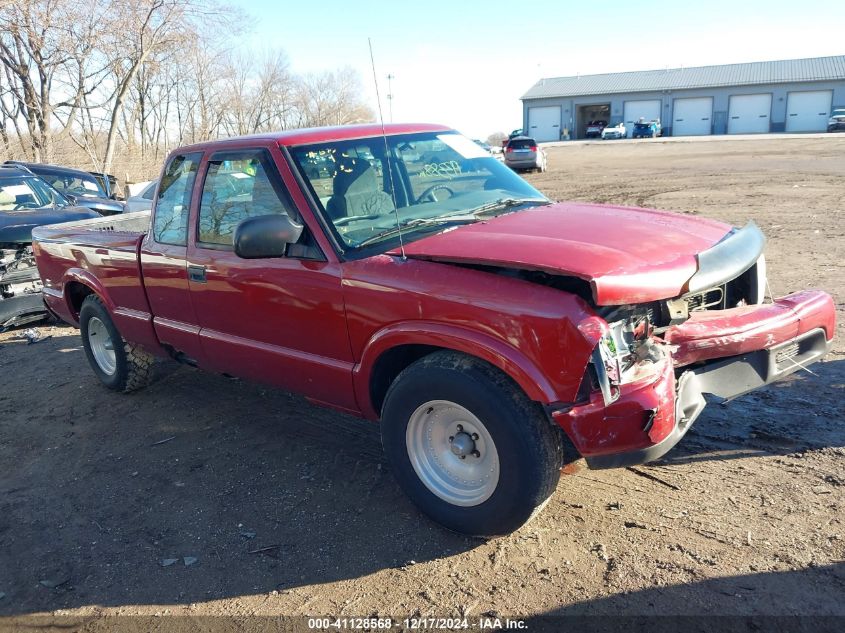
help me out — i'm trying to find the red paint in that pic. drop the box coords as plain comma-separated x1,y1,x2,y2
553,357,676,457
31,123,837,467
342,254,597,417
391,202,731,305
665,290,836,366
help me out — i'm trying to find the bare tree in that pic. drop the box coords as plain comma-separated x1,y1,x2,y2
0,0,374,183
99,0,202,173
0,0,100,161
486,132,507,147
295,67,373,128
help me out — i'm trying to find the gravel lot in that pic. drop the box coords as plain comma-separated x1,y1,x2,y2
1,135,843,626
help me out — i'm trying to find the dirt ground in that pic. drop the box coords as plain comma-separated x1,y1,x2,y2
1,135,843,627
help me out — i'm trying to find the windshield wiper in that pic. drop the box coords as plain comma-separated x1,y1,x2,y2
354,198,549,249
464,197,549,217
355,215,478,248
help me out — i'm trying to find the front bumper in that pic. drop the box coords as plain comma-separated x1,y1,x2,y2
552,290,835,468
0,292,48,328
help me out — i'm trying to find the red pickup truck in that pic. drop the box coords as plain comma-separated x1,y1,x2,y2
32,123,835,536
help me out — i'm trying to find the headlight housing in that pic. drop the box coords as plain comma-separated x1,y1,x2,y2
589,313,665,406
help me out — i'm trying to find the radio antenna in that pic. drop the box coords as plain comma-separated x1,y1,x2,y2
368,37,405,259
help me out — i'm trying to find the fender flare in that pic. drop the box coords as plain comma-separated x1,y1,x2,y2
62,268,115,321
352,320,559,419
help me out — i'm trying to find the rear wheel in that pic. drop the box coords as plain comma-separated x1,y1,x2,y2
79,295,154,392
380,351,562,537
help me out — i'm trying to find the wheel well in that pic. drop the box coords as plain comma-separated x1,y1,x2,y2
65,281,95,318
370,344,441,416
371,345,580,465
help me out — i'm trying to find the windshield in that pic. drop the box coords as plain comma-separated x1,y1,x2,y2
37,171,106,198
290,131,548,252
0,175,66,210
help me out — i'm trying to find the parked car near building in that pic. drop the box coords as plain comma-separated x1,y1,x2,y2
32,123,835,537
632,119,662,138
601,122,627,139
504,135,547,172
828,109,845,132
585,120,608,138
4,161,125,215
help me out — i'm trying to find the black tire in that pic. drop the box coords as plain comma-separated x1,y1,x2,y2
79,295,154,393
380,351,563,537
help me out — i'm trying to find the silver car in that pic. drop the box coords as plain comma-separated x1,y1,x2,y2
124,180,158,213
503,136,547,172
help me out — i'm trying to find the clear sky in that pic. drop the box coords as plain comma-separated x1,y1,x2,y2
232,0,843,139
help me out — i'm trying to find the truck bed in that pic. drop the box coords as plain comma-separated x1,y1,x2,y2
31,210,151,244
32,211,153,329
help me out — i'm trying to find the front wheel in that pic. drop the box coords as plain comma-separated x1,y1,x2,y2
79,295,154,393
380,351,562,536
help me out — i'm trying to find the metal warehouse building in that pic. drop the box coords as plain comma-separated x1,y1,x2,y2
521,55,845,141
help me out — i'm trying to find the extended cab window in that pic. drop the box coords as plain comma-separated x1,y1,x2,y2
153,153,202,245
198,150,297,247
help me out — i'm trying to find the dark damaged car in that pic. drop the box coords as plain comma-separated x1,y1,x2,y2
32,124,835,536
4,161,125,216
0,166,99,328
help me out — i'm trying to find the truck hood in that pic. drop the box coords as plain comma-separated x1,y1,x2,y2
71,195,125,216
392,201,735,305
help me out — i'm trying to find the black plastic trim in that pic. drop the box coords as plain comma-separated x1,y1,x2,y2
686,221,766,294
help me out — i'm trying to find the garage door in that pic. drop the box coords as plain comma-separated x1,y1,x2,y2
728,94,772,134
785,90,832,132
624,100,661,137
672,97,712,136
527,106,561,142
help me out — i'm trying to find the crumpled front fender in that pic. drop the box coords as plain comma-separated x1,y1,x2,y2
664,290,835,367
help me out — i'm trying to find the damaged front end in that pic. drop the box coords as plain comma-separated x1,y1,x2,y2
0,246,48,330
554,223,835,469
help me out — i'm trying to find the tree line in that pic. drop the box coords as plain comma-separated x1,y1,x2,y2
0,0,374,182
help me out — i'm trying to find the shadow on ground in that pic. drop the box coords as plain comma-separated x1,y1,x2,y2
657,357,844,467
0,330,479,614
0,330,842,616
522,564,845,632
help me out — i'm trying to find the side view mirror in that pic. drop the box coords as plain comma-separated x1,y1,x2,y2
234,214,304,259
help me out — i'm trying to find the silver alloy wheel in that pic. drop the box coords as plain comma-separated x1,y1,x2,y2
405,400,500,507
87,316,117,376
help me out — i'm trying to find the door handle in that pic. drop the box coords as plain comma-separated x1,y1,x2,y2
188,264,207,283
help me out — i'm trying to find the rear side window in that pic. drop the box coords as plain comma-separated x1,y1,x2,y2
508,139,536,149
153,153,202,245
197,149,296,247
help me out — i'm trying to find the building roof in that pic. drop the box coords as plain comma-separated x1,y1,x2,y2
522,55,845,100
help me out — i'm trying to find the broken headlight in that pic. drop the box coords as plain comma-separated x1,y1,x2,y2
590,313,664,407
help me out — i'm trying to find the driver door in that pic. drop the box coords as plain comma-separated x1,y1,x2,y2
186,144,357,411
